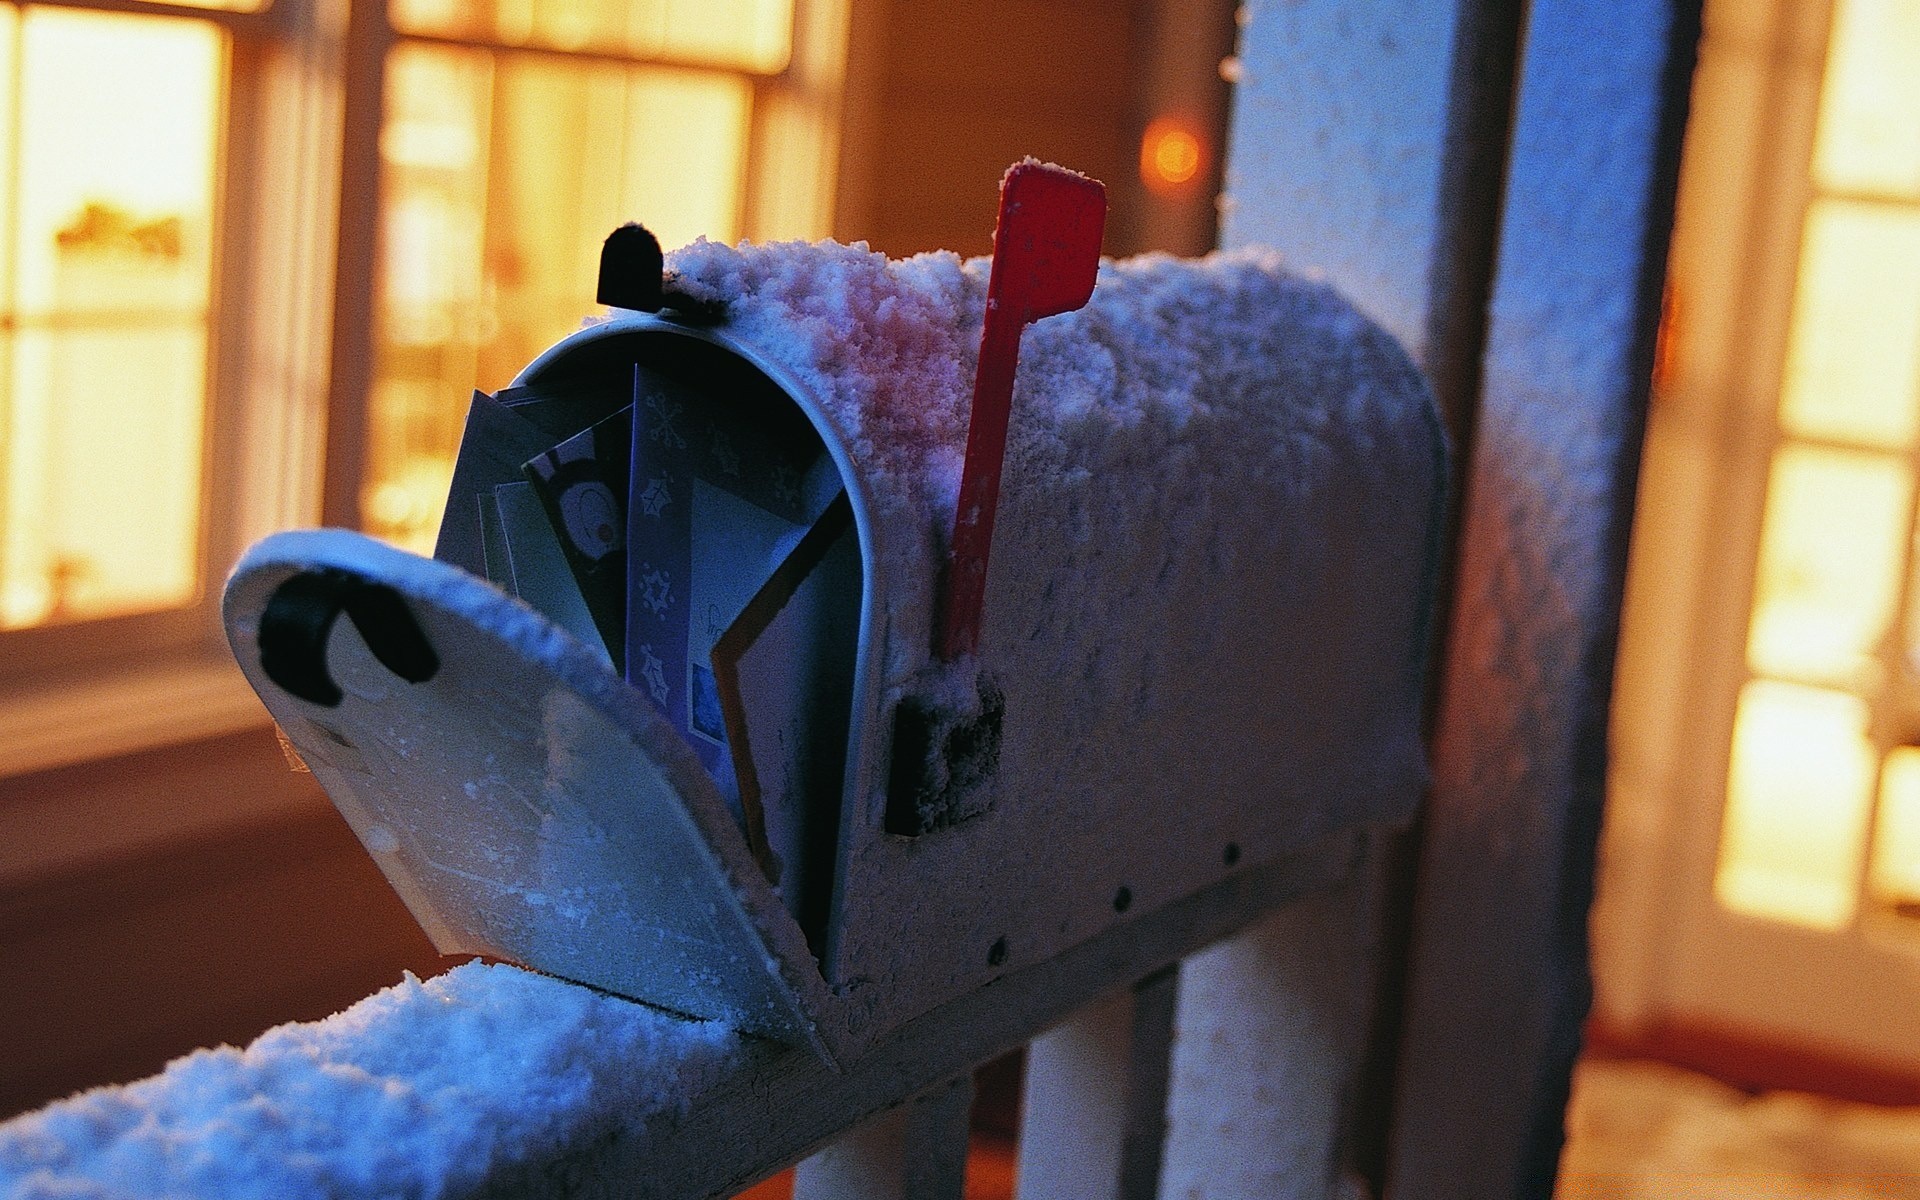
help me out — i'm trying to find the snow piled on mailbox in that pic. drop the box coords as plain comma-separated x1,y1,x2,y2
0,963,738,1199
664,237,1443,686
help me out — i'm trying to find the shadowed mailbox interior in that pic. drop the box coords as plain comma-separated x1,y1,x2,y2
224,173,1448,1064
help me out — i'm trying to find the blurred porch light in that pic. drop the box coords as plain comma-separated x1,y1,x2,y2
1140,115,1204,196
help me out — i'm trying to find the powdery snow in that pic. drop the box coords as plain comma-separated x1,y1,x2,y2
658,237,1436,694
0,963,738,1200
652,238,1439,1025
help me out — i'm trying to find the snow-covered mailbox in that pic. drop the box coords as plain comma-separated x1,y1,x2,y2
223,163,1445,1066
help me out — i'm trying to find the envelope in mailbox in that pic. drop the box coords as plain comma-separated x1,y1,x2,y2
480,480,610,669
432,360,860,946
623,365,852,943
434,391,552,578
710,491,858,954
435,386,614,666
523,403,631,668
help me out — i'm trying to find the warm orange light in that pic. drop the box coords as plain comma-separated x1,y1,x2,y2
1715,681,1874,931
1140,117,1203,194
1745,444,1910,685
0,9,223,630
389,0,794,74
1813,0,1920,195
367,45,755,554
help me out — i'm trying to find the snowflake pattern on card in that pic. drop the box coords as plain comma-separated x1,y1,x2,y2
636,565,673,617
637,476,672,517
623,362,840,819
635,643,669,704
645,394,687,450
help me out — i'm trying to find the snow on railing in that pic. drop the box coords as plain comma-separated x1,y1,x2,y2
0,832,1368,1200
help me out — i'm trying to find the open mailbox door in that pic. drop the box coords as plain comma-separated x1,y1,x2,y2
226,524,845,1056
227,313,880,1062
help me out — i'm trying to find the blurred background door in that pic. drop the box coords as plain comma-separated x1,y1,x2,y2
1602,0,1920,1093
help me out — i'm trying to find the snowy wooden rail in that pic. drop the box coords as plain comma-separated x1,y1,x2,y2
0,834,1362,1199
0,0,1697,1196
544,833,1361,1199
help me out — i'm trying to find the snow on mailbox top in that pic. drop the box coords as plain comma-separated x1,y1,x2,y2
656,238,1444,682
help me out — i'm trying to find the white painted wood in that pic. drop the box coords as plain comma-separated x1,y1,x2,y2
794,1075,972,1200
1386,2,1700,1196
1015,965,1177,1200
1217,0,1464,370
796,1106,912,1200
474,832,1361,1199
1016,987,1133,1200
1119,967,1178,1200
0,655,265,781
1209,3,1498,1192
904,1077,975,1200
1216,1,1690,1195
1158,854,1383,1200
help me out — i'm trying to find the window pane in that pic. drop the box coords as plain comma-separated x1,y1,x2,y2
0,9,221,629
1777,201,1920,449
7,327,209,625
1813,0,1920,197
1716,680,1874,931
1871,747,1920,916
1745,444,1911,684
368,45,751,553
390,0,793,73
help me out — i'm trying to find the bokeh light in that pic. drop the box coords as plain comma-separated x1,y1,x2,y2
1140,116,1203,195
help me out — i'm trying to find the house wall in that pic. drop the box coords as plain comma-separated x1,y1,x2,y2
0,733,441,1118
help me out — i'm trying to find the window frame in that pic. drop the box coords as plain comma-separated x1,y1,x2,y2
0,0,853,780
0,0,331,777
1599,0,1920,1073
320,0,853,534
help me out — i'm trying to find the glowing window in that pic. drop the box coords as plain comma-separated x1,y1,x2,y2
1813,0,1920,197
1777,201,1920,450
389,0,792,73
1744,445,1910,686
1871,748,1920,916
0,8,223,630
1716,680,1875,931
365,37,758,554
1711,2,1920,939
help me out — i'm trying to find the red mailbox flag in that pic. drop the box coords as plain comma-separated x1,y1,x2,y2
937,160,1107,662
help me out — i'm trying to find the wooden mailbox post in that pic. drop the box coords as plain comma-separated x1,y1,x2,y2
1204,2,1700,1197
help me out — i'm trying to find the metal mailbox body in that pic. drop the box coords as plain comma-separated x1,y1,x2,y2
225,245,1447,1063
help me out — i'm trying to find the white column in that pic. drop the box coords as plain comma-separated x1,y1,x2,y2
1158,872,1380,1200
1016,967,1179,1200
793,1073,974,1200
